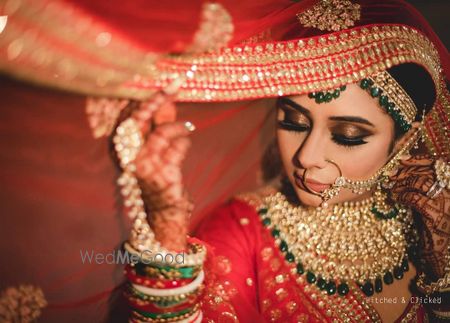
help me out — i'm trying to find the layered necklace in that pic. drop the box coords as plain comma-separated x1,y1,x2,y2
257,192,418,297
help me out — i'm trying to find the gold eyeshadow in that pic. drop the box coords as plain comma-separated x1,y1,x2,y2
330,123,372,138
279,105,310,125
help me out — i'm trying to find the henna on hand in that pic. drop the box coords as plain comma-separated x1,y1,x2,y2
130,98,193,251
389,155,450,280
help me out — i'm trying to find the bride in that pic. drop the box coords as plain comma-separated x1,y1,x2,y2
115,1,450,322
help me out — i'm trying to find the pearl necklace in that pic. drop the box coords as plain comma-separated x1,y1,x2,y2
258,192,418,296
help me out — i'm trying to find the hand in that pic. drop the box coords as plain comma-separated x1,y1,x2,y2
388,154,450,279
132,93,194,251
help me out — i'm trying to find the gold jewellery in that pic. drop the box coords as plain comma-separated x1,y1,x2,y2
258,191,418,297
303,159,341,208
309,125,423,207
427,159,450,199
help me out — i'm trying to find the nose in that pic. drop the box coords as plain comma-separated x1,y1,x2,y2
296,128,328,170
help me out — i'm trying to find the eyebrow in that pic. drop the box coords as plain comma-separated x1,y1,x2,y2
329,116,375,127
278,97,311,116
279,97,375,127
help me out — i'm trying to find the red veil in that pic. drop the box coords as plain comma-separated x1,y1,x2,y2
0,0,448,321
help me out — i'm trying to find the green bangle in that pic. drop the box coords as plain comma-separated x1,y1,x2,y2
135,305,194,319
134,262,201,279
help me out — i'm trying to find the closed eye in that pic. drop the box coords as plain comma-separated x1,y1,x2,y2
278,120,310,132
331,134,368,147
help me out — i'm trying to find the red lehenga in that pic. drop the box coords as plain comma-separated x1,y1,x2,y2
194,187,426,322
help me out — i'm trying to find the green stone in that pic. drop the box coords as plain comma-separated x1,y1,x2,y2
370,87,381,97
296,263,305,275
262,217,271,226
361,281,374,296
258,208,268,215
315,92,325,103
383,271,394,285
393,266,404,280
308,92,315,98
285,252,295,263
379,95,389,107
279,240,288,252
332,89,340,98
306,271,316,284
360,79,370,89
375,277,383,293
387,102,395,113
324,92,332,102
326,281,337,295
317,278,327,290
340,85,347,91
271,228,280,237
337,282,349,296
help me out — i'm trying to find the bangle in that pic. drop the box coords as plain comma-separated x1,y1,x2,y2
125,265,195,289
124,241,207,268
127,293,197,314
129,309,202,323
130,303,200,322
417,272,450,295
125,288,200,310
133,271,204,297
431,309,450,320
133,262,202,280
127,283,203,303
416,243,450,295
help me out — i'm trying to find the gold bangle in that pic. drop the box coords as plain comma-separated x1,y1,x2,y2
416,244,450,295
431,308,450,320
130,303,201,322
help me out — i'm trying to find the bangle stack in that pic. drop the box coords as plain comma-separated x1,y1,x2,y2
123,239,207,322
114,115,207,322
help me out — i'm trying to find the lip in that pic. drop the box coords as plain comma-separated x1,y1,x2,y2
294,172,331,193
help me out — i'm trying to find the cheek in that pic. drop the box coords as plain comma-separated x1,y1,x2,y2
335,134,392,179
276,130,306,167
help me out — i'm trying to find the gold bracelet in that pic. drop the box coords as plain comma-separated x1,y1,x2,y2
416,244,450,295
431,308,450,320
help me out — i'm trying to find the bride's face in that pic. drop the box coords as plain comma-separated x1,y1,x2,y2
276,83,397,207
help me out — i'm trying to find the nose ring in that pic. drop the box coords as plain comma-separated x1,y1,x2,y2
302,159,343,207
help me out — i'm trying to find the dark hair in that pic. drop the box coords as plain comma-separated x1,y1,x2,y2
386,63,436,152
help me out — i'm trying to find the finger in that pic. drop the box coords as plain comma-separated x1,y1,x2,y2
160,164,182,184
133,92,169,135
153,100,177,125
154,121,193,140
163,137,191,164
144,132,170,154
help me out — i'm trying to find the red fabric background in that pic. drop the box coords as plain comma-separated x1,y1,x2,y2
0,75,276,322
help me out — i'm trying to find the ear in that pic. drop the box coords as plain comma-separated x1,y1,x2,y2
390,121,421,158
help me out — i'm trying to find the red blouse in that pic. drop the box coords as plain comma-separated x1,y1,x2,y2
194,195,426,322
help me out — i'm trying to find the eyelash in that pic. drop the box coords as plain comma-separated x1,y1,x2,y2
278,119,369,148
331,134,368,147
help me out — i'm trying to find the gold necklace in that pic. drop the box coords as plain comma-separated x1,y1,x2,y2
258,192,418,297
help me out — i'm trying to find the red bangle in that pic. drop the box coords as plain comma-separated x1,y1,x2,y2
126,292,198,314
125,265,195,289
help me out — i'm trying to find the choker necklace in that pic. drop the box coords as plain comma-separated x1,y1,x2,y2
257,192,418,297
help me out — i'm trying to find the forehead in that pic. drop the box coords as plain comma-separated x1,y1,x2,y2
285,84,393,124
